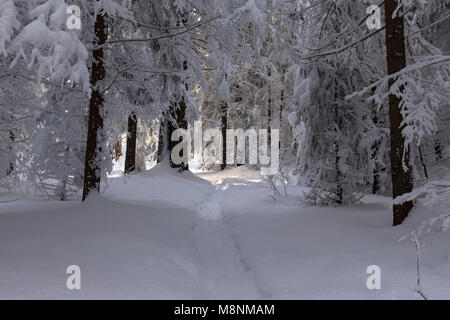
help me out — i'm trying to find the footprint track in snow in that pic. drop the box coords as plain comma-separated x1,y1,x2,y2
192,187,263,298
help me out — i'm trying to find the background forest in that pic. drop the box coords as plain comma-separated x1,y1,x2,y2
0,0,449,300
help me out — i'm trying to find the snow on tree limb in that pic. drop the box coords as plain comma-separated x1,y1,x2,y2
10,0,90,93
0,0,20,56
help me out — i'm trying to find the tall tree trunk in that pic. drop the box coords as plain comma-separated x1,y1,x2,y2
334,103,343,204
82,12,107,201
371,112,381,194
164,60,189,172
6,129,14,175
267,67,272,146
434,138,443,161
418,146,428,181
59,178,67,201
268,98,272,146
167,98,189,171
279,67,286,152
385,0,414,225
124,112,137,174
221,102,227,170
157,116,165,163
334,140,343,204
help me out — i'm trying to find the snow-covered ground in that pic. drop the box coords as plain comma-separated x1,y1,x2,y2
0,165,449,299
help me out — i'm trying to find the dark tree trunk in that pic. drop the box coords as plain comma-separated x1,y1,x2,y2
124,112,137,174
267,68,272,146
6,129,14,175
372,145,382,195
164,60,189,171
157,117,165,163
335,140,343,204
385,0,414,225
334,103,343,204
268,100,272,146
434,139,443,161
221,102,227,170
82,12,107,201
279,67,286,151
372,166,380,194
167,98,189,171
370,89,387,195
157,57,189,171
418,146,429,180
371,113,381,194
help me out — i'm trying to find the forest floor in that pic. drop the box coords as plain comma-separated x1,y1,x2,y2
0,164,449,299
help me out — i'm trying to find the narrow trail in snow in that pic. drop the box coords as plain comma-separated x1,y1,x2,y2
222,213,274,299
192,183,266,298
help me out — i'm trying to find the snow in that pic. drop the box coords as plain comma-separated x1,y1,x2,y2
0,165,449,299
0,0,19,56
11,0,91,93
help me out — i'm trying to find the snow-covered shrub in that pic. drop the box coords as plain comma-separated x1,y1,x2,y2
396,180,450,243
396,179,450,299
28,87,88,200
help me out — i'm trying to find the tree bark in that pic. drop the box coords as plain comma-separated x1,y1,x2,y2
221,102,227,170
164,60,189,171
371,112,381,194
385,0,414,225
434,139,443,161
280,67,286,151
124,112,137,174
418,146,428,180
82,12,107,201
167,98,189,171
334,103,343,204
267,67,272,146
157,116,165,163
6,129,14,175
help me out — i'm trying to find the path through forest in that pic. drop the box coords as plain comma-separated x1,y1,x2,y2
0,165,449,299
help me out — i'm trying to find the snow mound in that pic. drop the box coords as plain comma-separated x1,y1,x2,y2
104,161,215,210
